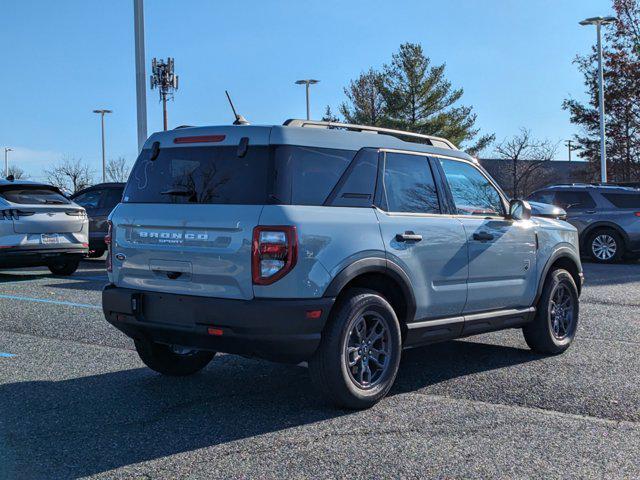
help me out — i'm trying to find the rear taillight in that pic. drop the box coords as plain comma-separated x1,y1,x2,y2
252,226,297,285
634,212,640,217
105,220,113,272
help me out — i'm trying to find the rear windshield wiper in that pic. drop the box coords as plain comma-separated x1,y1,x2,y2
160,187,196,197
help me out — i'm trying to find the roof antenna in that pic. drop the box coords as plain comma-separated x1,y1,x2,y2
225,90,250,125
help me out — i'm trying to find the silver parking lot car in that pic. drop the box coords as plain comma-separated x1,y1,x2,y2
0,179,88,275
103,120,584,409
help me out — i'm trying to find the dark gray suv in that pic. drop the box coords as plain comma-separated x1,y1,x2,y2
528,184,640,263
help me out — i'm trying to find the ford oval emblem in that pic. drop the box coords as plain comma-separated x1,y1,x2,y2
115,253,126,261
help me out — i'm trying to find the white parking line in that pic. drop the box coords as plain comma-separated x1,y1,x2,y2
0,294,101,310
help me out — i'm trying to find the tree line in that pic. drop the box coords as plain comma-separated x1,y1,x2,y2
564,0,640,182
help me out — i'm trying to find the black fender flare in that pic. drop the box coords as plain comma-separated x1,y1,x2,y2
580,221,629,252
534,247,583,304
324,257,417,323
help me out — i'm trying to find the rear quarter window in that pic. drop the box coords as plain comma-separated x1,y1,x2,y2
601,193,640,209
273,146,354,205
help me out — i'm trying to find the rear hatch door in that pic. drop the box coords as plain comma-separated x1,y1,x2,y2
0,184,85,234
112,127,273,300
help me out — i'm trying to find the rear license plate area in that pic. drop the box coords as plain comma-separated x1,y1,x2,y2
141,293,196,327
41,234,59,245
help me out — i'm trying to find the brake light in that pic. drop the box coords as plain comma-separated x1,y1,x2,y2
173,135,226,144
252,226,297,285
635,212,640,217
105,220,113,272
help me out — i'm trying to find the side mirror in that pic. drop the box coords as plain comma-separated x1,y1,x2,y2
509,199,532,220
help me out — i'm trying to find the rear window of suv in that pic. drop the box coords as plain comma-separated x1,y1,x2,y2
601,192,640,209
0,186,69,205
123,145,355,205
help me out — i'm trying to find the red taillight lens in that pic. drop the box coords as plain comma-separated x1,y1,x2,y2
252,226,297,285
173,135,226,144
105,220,113,272
634,212,640,217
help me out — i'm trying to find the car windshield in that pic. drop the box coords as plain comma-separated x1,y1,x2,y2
0,186,70,205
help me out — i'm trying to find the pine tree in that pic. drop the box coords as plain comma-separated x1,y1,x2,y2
380,43,494,155
339,68,386,126
563,0,640,181
321,105,340,123
337,44,494,155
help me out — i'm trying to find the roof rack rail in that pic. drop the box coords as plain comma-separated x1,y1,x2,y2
283,119,458,150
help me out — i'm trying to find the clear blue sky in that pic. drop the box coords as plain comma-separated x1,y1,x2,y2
0,0,612,180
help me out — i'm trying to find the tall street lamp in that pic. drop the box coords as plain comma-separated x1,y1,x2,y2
295,79,320,120
4,147,13,178
93,109,112,183
579,16,617,183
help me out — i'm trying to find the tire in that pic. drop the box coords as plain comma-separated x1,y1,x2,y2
309,288,402,410
586,229,623,263
48,258,80,276
135,340,215,376
523,269,579,354
88,249,105,259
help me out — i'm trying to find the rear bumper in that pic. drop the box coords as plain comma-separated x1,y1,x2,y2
102,285,335,363
0,245,87,268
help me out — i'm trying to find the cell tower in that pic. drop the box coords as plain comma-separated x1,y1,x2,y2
150,57,179,131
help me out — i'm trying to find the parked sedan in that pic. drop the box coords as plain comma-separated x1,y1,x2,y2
70,183,124,258
0,179,88,275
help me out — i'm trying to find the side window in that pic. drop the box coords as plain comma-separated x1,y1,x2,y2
528,190,555,204
439,159,505,216
72,190,102,209
383,152,440,214
601,192,640,209
554,191,596,210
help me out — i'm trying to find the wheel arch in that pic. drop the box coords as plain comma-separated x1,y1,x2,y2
324,258,417,338
535,249,583,304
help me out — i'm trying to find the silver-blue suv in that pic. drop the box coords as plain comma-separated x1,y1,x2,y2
528,184,640,263
103,120,584,409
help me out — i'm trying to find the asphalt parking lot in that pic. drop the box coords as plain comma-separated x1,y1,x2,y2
0,259,639,479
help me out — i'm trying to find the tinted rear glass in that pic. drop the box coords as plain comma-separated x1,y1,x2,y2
0,186,69,205
602,193,640,209
123,146,273,204
273,146,353,205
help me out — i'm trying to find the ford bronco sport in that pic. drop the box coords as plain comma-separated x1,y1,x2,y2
103,120,583,409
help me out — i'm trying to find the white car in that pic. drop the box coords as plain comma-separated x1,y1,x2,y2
0,179,88,275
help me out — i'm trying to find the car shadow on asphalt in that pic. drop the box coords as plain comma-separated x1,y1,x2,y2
0,340,539,479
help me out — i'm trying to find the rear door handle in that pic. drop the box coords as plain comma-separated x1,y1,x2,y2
472,232,494,241
585,210,596,214
396,231,422,242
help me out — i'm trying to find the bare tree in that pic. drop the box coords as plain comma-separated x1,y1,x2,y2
45,157,95,193
7,165,28,179
494,129,558,198
106,157,130,182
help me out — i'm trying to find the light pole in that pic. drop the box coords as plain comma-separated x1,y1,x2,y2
4,148,13,177
295,79,319,120
133,0,148,152
579,16,617,183
93,109,112,183
565,139,574,162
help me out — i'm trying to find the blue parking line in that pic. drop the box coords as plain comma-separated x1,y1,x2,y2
0,294,101,310
0,352,15,358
